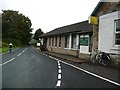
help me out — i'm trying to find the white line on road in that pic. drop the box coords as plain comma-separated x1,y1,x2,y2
1,48,28,66
56,59,62,87
58,69,61,73
2,58,15,66
22,48,27,52
49,55,52,58
56,80,61,87
58,63,60,66
47,55,120,87
59,59,120,86
58,74,62,79
58,66,61,69
25,48,27,51
58,61,60,66
17,48,27,57
18,53,22,56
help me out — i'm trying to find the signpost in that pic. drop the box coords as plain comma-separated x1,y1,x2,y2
89,16,99,60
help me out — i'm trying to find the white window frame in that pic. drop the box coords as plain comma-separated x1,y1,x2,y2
49,37,51,47
71,34,77,49
52,37,54,47
55,36,57,48
59,36,61,48
65,35,70,49
114,19,120,46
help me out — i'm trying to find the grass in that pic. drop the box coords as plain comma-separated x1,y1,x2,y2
0,46,19,54
1,47,9,53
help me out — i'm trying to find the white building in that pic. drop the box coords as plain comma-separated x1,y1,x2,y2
99,11,120,54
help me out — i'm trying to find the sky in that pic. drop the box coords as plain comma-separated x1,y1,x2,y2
0,0,100,33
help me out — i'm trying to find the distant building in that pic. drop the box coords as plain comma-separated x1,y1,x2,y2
40,20,93,60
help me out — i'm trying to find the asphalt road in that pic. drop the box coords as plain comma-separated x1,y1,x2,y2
2,46,120,88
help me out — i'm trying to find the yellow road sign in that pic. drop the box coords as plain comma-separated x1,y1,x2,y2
89,16,98,25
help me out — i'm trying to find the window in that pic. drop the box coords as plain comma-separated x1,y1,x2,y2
65,35,69,48
55,36,57,47
52,37,54,46
115,19,120,45
71,34,77,49
59,36,61,47
49,38,51,46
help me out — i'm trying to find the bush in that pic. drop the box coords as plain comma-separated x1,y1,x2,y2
3,38,22,47
2,42,8,47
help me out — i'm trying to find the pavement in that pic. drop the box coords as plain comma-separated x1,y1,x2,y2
35,48,120,84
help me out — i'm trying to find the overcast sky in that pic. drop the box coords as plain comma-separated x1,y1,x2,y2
0,0,100,33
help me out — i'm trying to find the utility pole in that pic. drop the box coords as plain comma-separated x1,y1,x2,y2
92,24,98,58
89,16,99,60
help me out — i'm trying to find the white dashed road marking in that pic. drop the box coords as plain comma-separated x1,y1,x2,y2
56,80,61,87
34,49,120,87
42,53,120,87
58,66,61,69
18,53,22,56
1,48,28,66
58,69,61,73
56,60,62,87
2,58,15,66
58,74,62,79
56,57,120,87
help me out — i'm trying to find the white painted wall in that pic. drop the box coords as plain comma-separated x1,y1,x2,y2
80,35,90,54
99,11,120,54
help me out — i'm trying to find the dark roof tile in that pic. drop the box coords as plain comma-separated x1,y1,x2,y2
40,20,93,37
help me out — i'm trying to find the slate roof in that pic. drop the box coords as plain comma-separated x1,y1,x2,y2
40,20,93,37
91,2,102,16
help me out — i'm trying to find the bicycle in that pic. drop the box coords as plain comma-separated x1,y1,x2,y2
92,50,111,66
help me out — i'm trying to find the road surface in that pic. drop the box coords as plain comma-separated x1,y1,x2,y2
1,46,120,88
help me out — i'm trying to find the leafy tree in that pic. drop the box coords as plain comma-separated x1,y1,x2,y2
2,10,32,45
34,28,44,40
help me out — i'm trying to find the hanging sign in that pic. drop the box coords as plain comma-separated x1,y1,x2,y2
89,16,98,25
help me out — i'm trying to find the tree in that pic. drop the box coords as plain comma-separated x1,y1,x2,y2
2,10,32,45
34,28,44,40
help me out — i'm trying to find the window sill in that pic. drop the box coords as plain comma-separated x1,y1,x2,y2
71,48,78,51
64,48,70,50
110,46,120,51
64,48,79,51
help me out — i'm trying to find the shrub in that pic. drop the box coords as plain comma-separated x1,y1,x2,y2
3,38,22,47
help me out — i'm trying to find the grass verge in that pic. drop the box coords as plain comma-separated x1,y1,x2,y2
0,46,19,54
